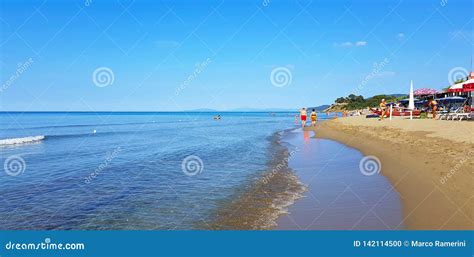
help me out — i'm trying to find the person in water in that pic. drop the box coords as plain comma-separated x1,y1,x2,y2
429,98,438,119
379,99,387,121
300,108,307,127
310,109,317,126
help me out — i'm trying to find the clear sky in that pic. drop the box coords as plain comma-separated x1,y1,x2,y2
0,0,472,111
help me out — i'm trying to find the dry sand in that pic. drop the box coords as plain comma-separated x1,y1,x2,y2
309,116,473,230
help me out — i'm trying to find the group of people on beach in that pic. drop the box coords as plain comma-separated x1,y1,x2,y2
298,108,317,128
378,98,441,120
297,96,459,126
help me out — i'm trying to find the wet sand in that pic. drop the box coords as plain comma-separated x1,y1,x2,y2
306,116,473,230
276,129,404,230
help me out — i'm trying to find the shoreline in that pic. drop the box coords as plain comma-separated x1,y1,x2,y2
205,131,307,230
308,116,473,229
276,129,404,230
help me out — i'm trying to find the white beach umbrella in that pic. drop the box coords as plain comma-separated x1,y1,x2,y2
408,80,415,110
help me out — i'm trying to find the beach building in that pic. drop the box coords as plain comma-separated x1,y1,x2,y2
447,71,474,107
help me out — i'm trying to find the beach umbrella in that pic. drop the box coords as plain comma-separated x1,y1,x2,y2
436,96,466,102
413,88,439,95
400,98,419,102
408,80,415,110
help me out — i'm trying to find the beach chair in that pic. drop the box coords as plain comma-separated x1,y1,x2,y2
452,111,474,121
437,111,448,120
445,108,464,120
437,108,455,120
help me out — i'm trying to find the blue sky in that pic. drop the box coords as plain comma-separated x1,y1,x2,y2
1,0,472,111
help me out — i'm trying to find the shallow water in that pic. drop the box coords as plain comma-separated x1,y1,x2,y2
276,129,404,230
0,112,305,230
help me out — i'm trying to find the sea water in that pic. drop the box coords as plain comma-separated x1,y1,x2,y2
0,112,316,230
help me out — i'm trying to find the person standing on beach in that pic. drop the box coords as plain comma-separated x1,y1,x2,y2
310,109,317,127
379,99,387,120
429,98,438,119
300,108,307,127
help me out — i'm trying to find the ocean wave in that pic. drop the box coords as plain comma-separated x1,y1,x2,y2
0,132,98,146
0,135,45,146
1,128,161,147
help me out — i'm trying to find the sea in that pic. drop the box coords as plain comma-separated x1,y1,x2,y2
0,111,329,230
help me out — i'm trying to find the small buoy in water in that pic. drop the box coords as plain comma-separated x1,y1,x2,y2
93,130,97,134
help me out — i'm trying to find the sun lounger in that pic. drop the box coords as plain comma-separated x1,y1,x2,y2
440,108,463,120
437,111,449,120
452,111,474,121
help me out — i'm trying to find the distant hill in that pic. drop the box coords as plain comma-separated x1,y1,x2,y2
328,93,408,111
306,105,330,112
387,94,407,98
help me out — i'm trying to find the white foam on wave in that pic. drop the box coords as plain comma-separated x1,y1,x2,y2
0,135,45,146
258,174,308,229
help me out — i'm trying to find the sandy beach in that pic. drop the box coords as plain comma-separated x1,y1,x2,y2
308,116,473,230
